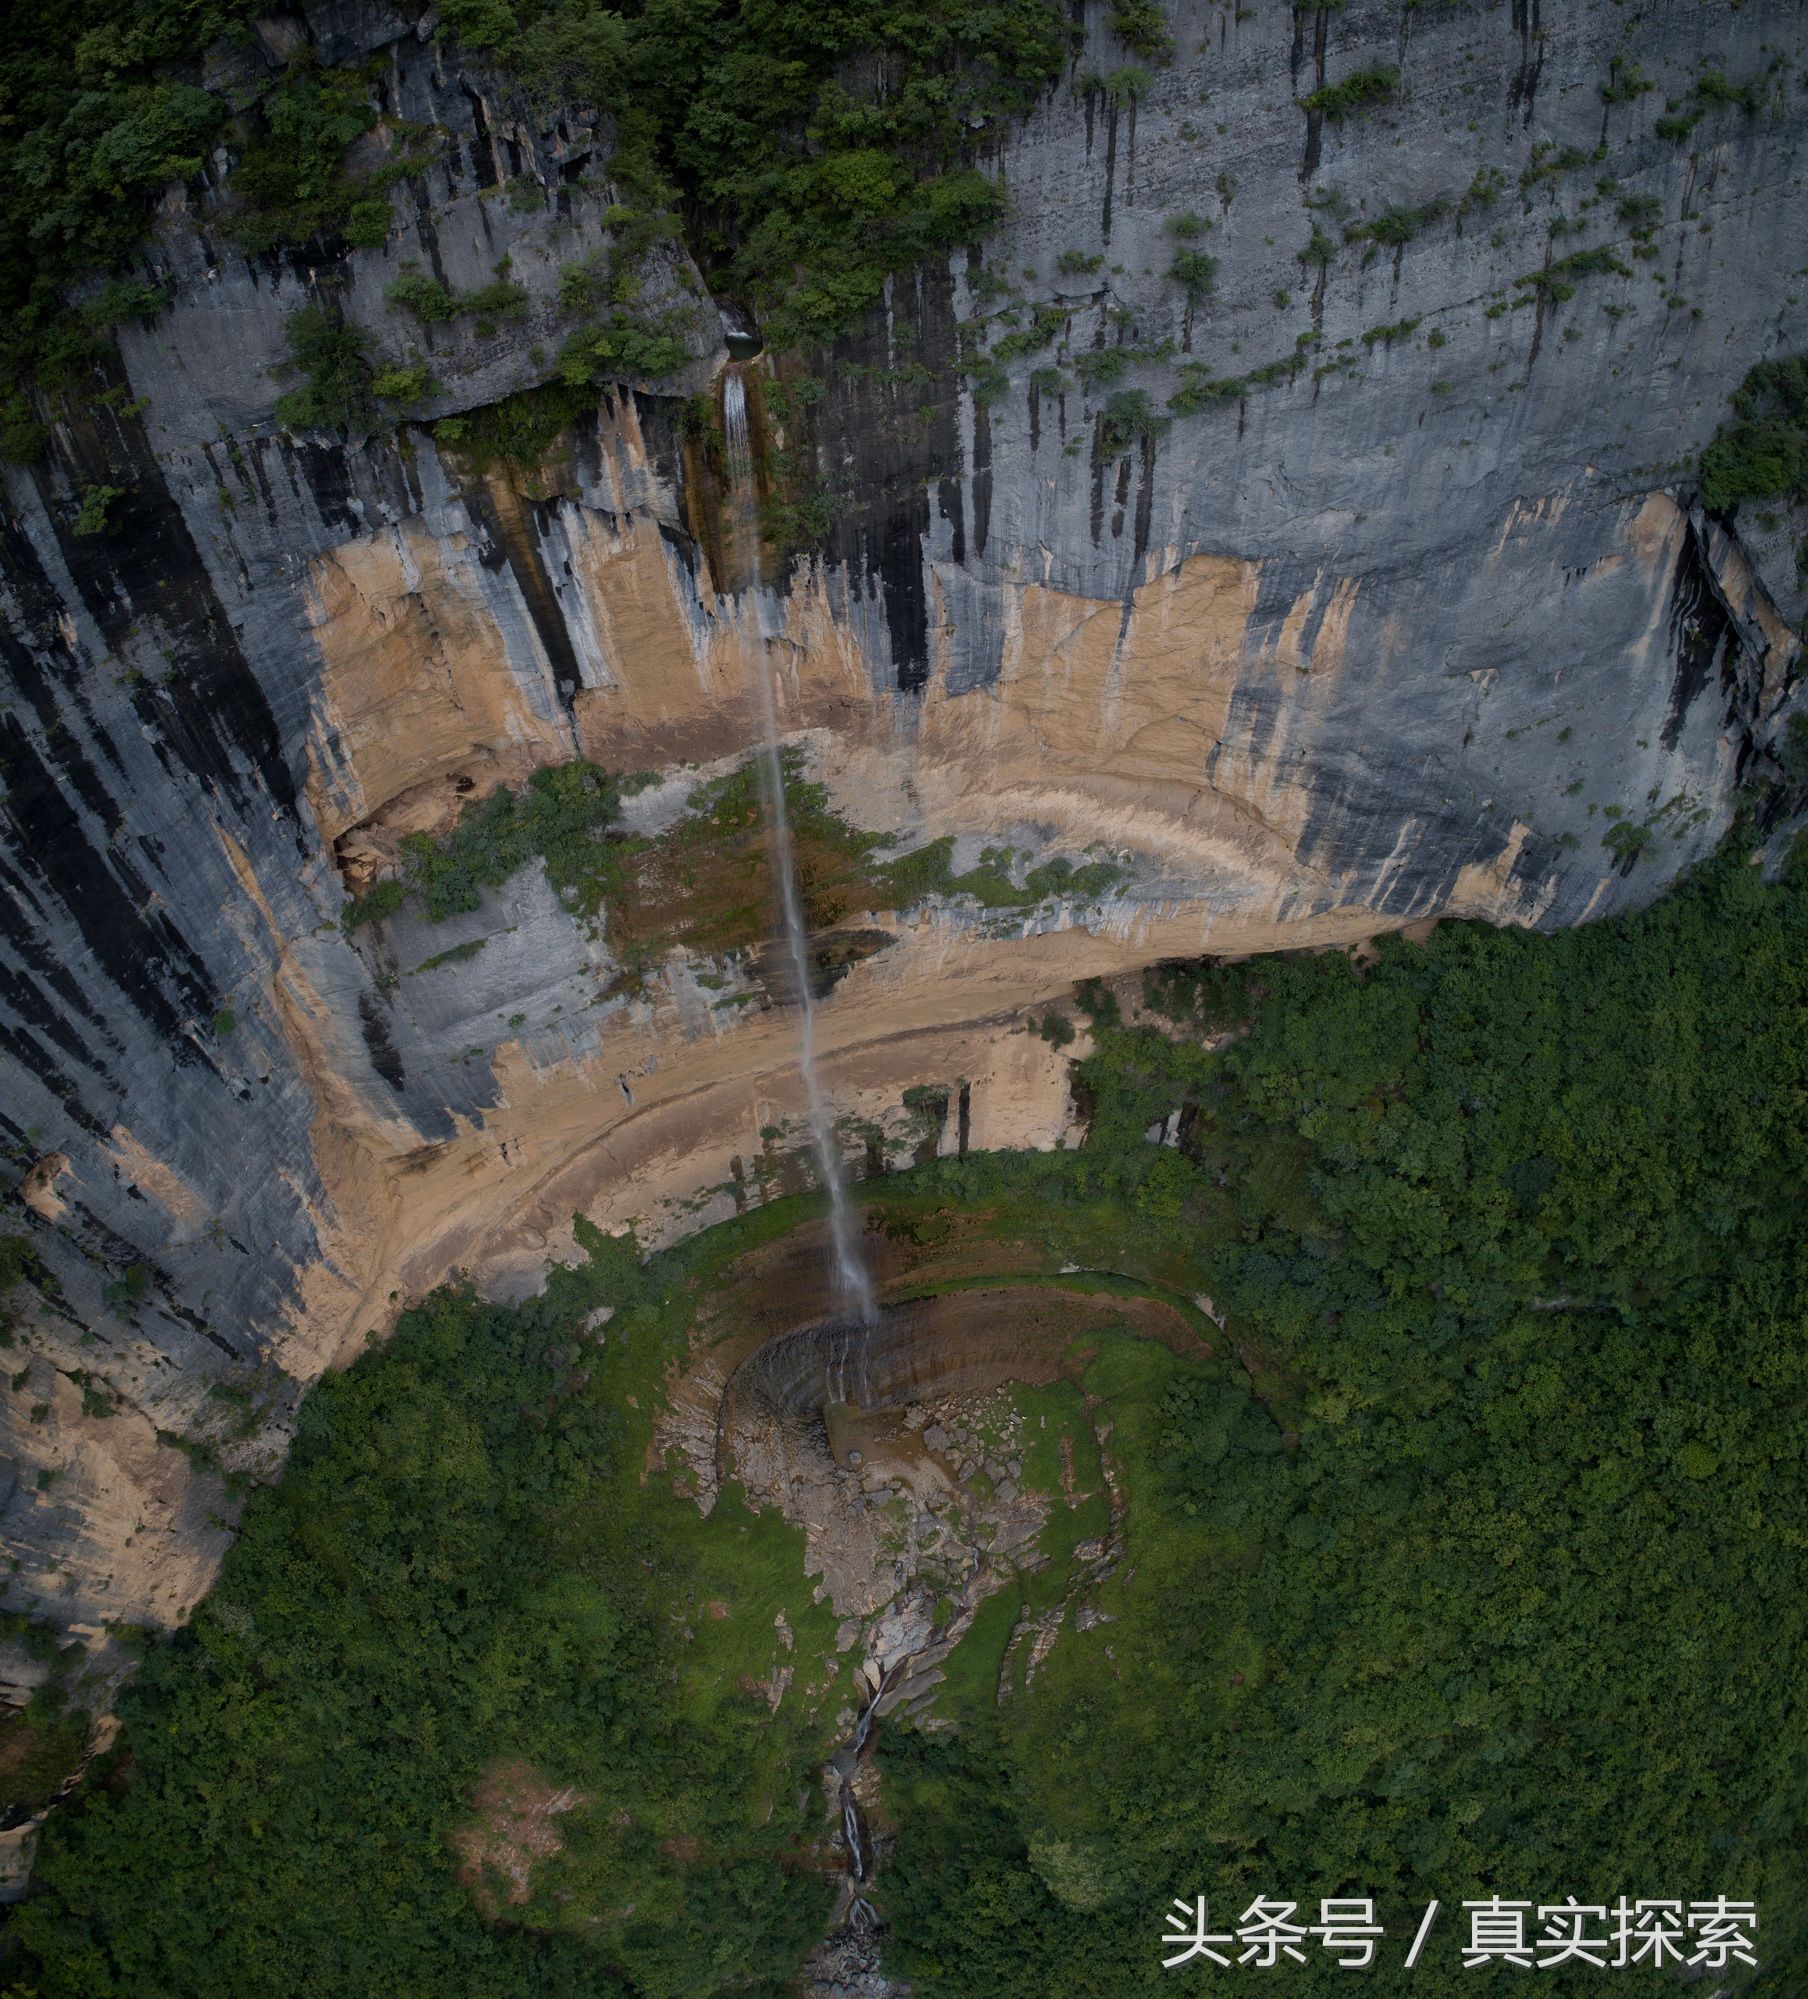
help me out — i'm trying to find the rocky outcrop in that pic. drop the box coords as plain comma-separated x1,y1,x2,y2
1,0,1805,1700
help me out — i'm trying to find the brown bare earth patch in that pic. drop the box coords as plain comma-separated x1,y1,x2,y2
451,1758,586,1916
598,761,912,989
689,1208,1053,1352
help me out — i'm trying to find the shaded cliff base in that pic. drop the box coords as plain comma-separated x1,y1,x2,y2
5,771,1805,1881
0,908,1392,1898
0,786,1505,1630
9,209,1807,1714
1,1175,1242,1990
8,844,1807,1990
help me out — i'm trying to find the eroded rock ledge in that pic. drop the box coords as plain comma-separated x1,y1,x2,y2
2,0,1806,1831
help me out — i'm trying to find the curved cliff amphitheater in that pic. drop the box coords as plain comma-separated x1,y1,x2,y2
1,0,1806,1992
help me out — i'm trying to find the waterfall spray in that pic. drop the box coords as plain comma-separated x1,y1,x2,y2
722,366,876,1326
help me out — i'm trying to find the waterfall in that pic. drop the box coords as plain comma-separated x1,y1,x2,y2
721,366,876,1327
722,365,756,492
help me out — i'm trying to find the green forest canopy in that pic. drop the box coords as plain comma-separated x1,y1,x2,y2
6,837,1807,1994
1698,355,1808,512
0,0,1146,414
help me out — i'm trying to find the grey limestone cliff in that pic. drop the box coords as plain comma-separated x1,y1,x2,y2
0,0,1805,1830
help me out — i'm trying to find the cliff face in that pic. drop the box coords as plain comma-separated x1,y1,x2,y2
1,0,1804,1715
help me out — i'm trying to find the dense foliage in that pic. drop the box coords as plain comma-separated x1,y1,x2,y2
6,1224,842,1999
7,841,1806,1993
439,0,1079,342
883,843,1808,1993
0,2,397,403
268,305,434,435
1699,355,1808,513
0,1615,95,1828
0,2,218,422
345,753,1122,974
344,759,627,928
0,0,1139,423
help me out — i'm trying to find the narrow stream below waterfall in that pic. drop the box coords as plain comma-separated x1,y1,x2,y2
833,1659,898,1921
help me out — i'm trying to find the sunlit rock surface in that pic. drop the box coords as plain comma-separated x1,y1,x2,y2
1,0,1805,1682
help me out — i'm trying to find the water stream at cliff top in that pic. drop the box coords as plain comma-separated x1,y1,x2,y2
721,364,876,1329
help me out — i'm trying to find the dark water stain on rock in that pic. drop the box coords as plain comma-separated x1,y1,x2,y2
358,989,407,1092
1509,0,1544,124
1662,520,1736,755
